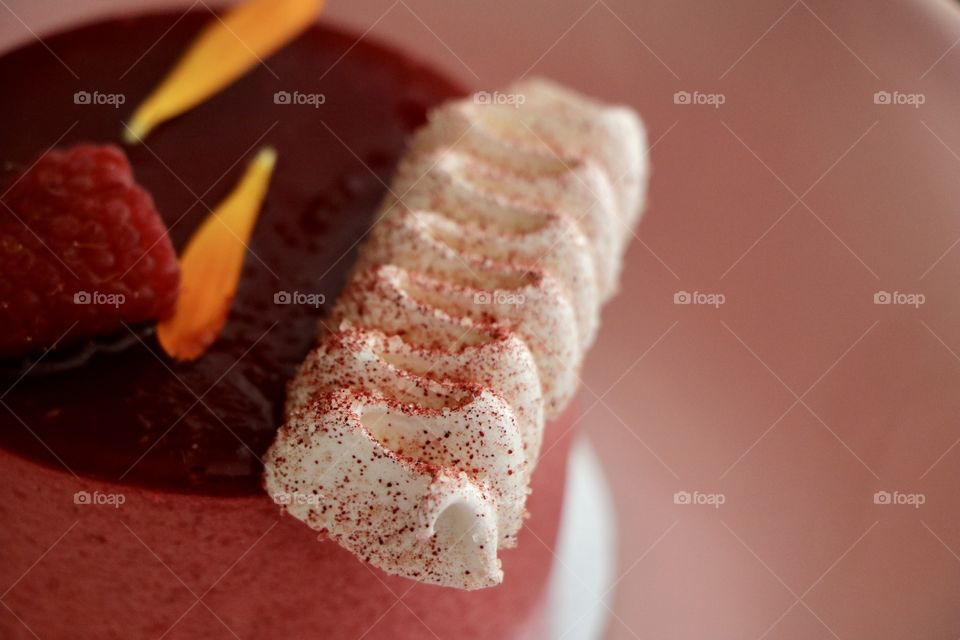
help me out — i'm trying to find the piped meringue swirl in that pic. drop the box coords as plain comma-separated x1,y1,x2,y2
264,78,648,590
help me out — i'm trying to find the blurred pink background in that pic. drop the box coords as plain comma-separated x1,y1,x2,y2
4,0,960,637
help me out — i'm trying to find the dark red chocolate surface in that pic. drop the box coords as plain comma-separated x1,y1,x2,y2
0,12,460,494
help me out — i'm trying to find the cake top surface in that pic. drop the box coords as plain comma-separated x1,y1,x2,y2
0,10,460,495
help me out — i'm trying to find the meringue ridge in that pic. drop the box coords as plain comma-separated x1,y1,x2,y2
264,78,648,590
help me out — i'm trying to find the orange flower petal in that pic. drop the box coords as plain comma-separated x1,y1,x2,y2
157,147,277,361
124,0,325,144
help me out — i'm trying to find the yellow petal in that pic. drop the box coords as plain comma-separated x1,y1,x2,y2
157,147,277,361
124,0,324,144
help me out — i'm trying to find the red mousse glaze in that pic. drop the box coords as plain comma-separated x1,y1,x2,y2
0,12,461,494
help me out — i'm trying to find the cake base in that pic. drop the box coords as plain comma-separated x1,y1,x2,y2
0,407,577,640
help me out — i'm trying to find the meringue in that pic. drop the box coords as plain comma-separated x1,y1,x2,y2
264,78,648,589
271,390,526,590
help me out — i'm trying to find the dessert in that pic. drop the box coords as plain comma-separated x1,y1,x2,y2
0,4,646,639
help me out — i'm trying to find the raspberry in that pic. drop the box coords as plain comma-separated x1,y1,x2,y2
0,144,180,358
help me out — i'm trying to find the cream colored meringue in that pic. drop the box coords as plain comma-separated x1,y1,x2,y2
286,324,544,466
333,264,580,416
407,102,629,299
265,78,648,590
385,150,601,346
266,389,526,589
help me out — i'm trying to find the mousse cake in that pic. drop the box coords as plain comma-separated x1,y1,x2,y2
0,4,647,639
